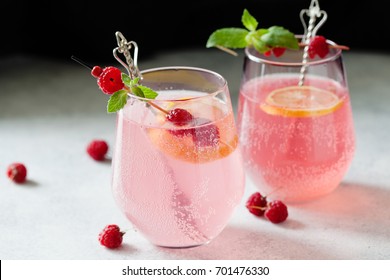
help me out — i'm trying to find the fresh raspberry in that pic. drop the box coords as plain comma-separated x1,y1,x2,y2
264,47,285,57
272,47,286,57
169,128,195,138
6,162,27,183
87,140,109,161
96,66,124,95
191,118,220,147
308,36,329,59
91,66,103,78
166,108,194,126
264,200,288,224
246,192,268,216
98,224,124,249
167,115,220,147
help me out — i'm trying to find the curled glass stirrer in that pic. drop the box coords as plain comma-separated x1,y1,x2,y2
111,32,171,113
298,0,328,86
113,31,141,80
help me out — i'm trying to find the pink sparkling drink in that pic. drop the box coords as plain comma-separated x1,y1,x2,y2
111,67,245,248
237,45,355,202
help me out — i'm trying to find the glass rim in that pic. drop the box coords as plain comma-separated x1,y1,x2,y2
126,66,228,103
244,36,342,67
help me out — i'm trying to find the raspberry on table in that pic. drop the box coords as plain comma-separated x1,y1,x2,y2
264,200,288,224
98,224,124,249
246,192,268,216
95,66,124,95
7,163,27,183
308,36,329,59
87,140,109,161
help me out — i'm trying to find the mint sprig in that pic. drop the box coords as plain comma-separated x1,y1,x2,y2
107,90,128,113
206,9,299,54
107,73,158,113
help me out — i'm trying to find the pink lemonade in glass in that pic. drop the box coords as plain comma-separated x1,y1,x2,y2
237,44,355,202
111,67,245,248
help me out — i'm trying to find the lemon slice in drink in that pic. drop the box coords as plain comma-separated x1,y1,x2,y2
260,86,343,117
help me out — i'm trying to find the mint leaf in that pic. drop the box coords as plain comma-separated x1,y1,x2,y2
130,77,140,87
206,8,299,54
121,73,131,87
245,29,268,51
252,37,269,53
131,86,145,98
122,73,141,88
206,28,248,49
138,85,158,99
242,9,258,31
261,26,299,49
107,90,128,113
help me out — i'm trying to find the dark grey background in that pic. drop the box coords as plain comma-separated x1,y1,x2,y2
1,0,386,63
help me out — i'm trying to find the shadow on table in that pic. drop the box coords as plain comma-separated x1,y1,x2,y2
158,181,390,260
298,181,390,240
157,224,333,260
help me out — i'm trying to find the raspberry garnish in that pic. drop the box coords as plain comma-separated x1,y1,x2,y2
246,192,268,216
166,108,194,126
272,47,286,57
6,163,27,183
87,140,109,161
169,128,194,138
91,66,103,78
166,111,220,147
308,35,329,59
98,224,124,249
167,108,194,137
264,50,272,57
264,200,288,224
191,118,220,147
95,66,124,95
169,120,220,147
264,47,286,57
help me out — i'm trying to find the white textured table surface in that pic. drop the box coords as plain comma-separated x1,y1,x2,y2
1,49,390,260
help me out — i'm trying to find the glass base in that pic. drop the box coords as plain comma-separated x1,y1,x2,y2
155,240,211,249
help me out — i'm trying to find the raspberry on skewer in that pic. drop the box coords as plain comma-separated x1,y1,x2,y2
92,66,125,95
73,56,222,148
166,108,194,126
307,35,329,59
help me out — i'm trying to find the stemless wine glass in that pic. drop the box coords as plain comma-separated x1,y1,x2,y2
237,39,355,203
111,66,245,248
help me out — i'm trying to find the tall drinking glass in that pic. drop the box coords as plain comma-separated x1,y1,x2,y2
237,39,355,203
111,66,245,248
